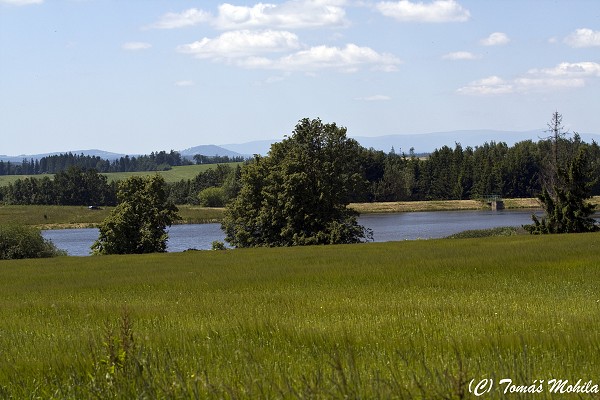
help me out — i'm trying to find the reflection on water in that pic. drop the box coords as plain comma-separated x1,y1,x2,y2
359,209,544,242
43,209,544,256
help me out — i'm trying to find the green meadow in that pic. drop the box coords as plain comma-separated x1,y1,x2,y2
101,164,241,184
1,233,599,398
0,163,239,187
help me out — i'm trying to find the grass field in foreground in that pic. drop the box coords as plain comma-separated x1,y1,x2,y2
1,233,599,398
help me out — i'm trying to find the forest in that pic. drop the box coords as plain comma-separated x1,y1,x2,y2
0,150,244,175
1,136,599,207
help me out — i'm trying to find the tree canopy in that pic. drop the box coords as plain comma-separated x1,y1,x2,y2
222,118,372,247
92,175,179,254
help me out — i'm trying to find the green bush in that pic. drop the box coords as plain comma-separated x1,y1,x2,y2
0,224,66,259
198,187,227,207
446,226,525,239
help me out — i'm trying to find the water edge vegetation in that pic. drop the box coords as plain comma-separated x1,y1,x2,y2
3,197,599,229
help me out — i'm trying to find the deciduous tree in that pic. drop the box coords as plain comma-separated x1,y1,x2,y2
92,175,179,254
222,118,372,247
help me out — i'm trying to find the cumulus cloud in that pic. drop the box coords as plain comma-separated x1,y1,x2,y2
528,61,600,78
457,61,600,95
375,0,470,23
0,0,42,4
149,1,348,30
122,42,152,51
480,32,510,46
148,8,210,29
214,0,349,30
177,30,301,60
178,28,401,73
442,51,479,60
239,44,401,72
457,76,513,95
564,28,600,48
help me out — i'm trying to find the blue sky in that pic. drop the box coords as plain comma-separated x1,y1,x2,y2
1,0,599,155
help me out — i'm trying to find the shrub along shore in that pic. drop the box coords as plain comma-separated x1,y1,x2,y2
2,197,599,229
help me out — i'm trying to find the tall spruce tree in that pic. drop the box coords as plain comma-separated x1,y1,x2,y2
525,113,598,234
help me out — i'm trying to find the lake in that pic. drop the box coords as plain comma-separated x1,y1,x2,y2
42,209,545,256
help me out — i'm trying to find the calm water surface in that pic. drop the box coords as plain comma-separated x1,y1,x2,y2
42,209,544,256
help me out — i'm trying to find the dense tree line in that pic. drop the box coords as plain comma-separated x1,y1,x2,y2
2,137,598,207
357,135,600,202
0,167,117,206
167,164,241,205
193,155,246,164
0,150,247,176
0,164,240,207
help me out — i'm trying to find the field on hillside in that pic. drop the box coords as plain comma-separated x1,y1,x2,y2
102,163,241,183
0,163,238,187
1,233,599,398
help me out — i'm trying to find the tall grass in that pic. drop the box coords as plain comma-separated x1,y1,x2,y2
1,233,599,398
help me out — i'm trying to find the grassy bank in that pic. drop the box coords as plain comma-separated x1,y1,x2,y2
1,197,597,228
0,205,224,228
1,233,599,398
349,197,545,213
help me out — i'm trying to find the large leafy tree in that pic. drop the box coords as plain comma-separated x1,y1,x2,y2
222,118,372,247
92,175,179,254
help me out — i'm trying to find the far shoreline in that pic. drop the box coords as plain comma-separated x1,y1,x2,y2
3,197,582,230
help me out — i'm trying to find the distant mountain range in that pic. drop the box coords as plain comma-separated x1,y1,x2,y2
179,144,244,159
2,130,599,162
0,149,128,163
221,129,600,156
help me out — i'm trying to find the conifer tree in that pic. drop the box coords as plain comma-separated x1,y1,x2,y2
525,113,598,234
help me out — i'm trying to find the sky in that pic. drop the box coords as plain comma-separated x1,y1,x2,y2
1,0,599,155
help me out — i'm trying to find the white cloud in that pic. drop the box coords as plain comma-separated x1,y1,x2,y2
177,30,301,60
442,51,479,60
214,0,349,30
375,0,470,23
148,8,210,29
457,62,600,95
528,62,600,78
178,29,401,73
150,1,348,30
251,44,402,72
564,28,600,48
480,32,510,46
122,42,152,51
457,76,513,95
0,0,42,4
355,95,392,101
514,78,585,91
